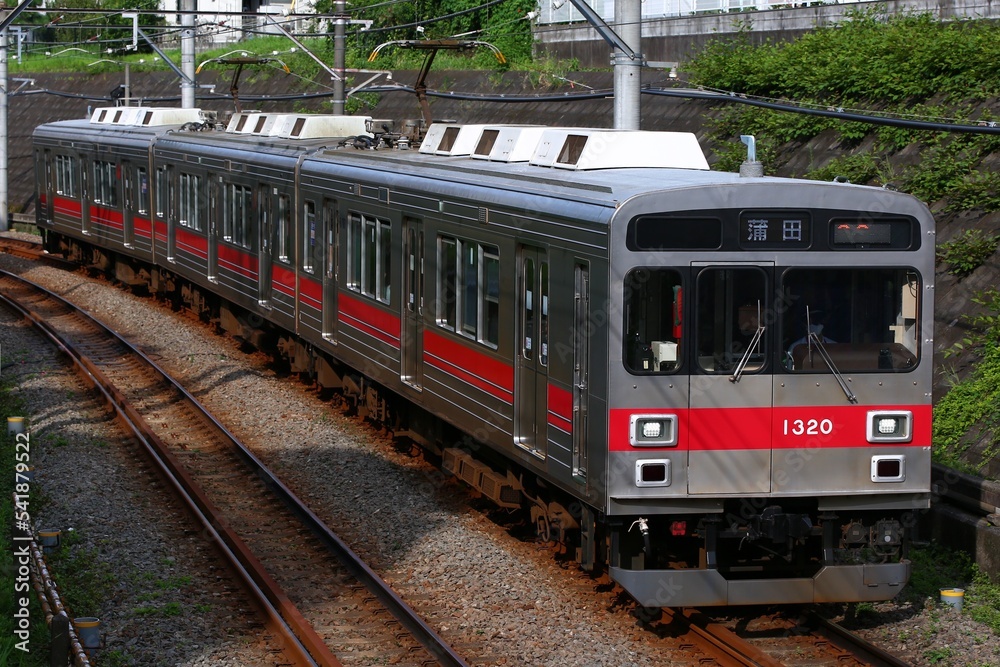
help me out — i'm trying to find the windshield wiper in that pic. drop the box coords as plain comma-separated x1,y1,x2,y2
730,323,765,383
807,331,858,403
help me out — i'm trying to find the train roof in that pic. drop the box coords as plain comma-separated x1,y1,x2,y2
32,108,934,219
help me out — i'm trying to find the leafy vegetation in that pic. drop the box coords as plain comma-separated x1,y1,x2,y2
907,545,1000,635
934,338,1000,472
11,0,536,79
937,230,1000,278
685,8,1000,215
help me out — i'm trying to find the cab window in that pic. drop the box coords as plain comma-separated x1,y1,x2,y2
695,267,768,374
623,268,683,374
781,268,919,372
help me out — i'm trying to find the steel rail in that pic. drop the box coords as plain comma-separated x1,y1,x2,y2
808,612,914,667
659,607,784,667
0,268,468,667
0,271,326,667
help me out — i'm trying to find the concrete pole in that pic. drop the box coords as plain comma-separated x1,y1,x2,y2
181,0,196,108
612,0,641,130
333,0,346,114
0,22,8,232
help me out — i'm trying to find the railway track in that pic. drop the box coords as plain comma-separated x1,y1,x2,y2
0,235,75,268
653,606,914,667
0,268,469,667
581,600,913,666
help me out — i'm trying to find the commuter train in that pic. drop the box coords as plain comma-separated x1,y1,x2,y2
32,106,934,607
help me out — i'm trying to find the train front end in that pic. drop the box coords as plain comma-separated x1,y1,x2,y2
604,178,934,607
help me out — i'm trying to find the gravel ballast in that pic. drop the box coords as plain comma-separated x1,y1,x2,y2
1,243,996,666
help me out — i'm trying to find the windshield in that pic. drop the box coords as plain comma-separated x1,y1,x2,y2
781,268,919,372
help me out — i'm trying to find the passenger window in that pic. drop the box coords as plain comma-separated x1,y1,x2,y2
695,267,767,374
277,195,292,262
437,235,500,349
303,201,316,273
136,167,148,215
348,213,362,290
438,237,457,330
782,268,919,372
346,212,390,301
623,268,683,374
56,155,78,198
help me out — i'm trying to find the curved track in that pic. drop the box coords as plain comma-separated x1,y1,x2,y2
0,268,468,667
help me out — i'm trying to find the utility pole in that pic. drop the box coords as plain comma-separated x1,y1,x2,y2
565,0,642,130
333,0,346,114
612,0,641,130
181,0,196,107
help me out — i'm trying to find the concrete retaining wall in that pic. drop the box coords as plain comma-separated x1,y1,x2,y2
534,0,1000,68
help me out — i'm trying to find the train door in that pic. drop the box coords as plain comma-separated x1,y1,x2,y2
572,262,590,479
687,263,773,495
257,185,273,307
165,166,176,260
321,199,338,340
207,177,219,281
122,160,135,247
81,158,91,235
401,217,424,390
515,246,549,459
40,149,54,225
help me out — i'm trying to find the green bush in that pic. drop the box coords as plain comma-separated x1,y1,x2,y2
937,230,1000,277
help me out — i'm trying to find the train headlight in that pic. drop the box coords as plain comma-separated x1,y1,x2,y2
629,414,677,447
866,410,912,443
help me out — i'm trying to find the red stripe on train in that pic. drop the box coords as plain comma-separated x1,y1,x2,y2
299,274,322,311
339,292,399,347
134,216,152,240
90,205,123,231
272,263,296,300
609,404,932,452
424,330,513,403
177,228,210,261
53,196,81,217
217,242,258,278
548,384,573,434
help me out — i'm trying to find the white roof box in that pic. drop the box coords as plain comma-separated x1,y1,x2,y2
529,129,709,170
90,107,205,127
225,113,372,139
470,126,548,162
419,124,491,156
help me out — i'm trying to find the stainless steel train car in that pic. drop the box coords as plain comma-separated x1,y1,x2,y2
33,107,935,607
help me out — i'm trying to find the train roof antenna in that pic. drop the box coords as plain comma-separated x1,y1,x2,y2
368,39,505,129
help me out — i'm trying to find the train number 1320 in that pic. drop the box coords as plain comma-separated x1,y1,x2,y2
782,418,834,436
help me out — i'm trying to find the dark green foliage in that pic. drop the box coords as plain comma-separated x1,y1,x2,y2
318,0,536,68
688,8,1000,102
805,152,889,185
686,9,1000,212
937,230,1000,277
935,338,1000,470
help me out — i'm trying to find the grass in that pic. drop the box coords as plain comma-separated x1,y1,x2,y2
907,545,1000,635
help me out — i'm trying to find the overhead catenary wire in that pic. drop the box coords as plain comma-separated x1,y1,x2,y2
16,79,1000,136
